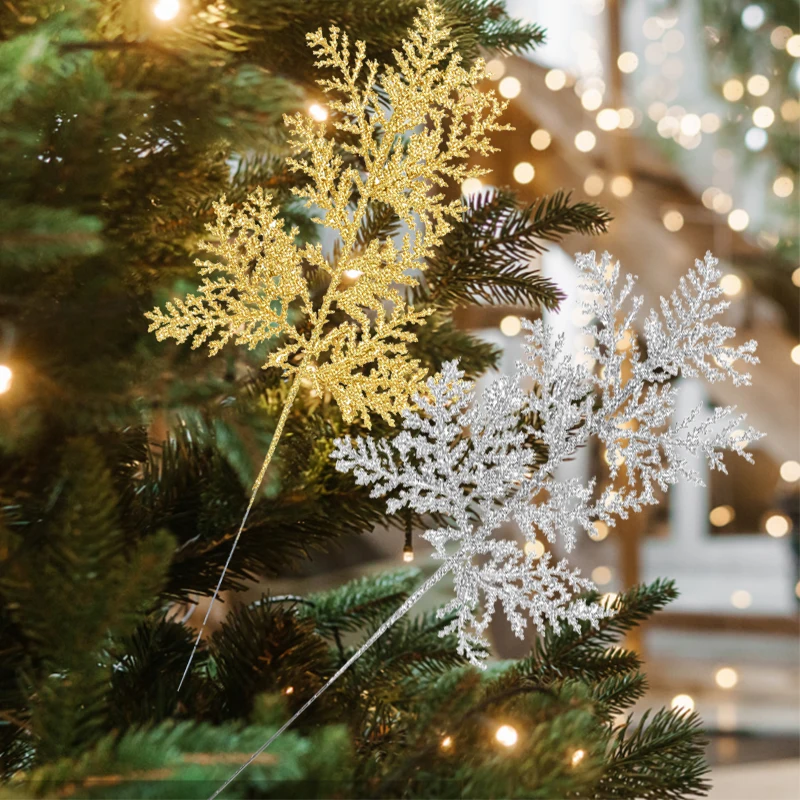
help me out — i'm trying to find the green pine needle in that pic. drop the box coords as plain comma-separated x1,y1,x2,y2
421,189,612,310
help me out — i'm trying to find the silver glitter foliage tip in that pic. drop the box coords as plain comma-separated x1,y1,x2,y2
332,251,762,666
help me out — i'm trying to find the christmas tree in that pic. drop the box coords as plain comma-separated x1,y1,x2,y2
1,1,710,798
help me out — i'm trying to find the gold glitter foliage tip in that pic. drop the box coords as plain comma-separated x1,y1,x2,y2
146,0,509,691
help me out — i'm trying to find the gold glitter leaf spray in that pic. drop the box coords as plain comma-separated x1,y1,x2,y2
146,0,509,692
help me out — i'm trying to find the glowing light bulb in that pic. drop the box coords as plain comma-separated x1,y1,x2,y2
786,34,800,57
530,129,551,150
441,735,453,749
722,79,744,102
781,99,800,121
584,174,604,196
308,103,328,121
773,176,794,197
656,115,679,138
752,106,774,128
524,540,545,559
344,269,363,279
741,5,765,30
513,161,535,184
730,589,752,609
794,268,800,287
591,521,609,541
571,749,586,766
720,274,742,296
283,685,295,695
701,187,719,209
495,724,518,747
485,59,505,80
744,127,768,151
545,69,567,91
746,74,769,96
581,89,603,111
591,566,612,585
709,505,735,527
771,26,793,49
461,177,483,197
498,76,521,99
153,0,180,20
500,315,522,337
403,548,415,563
712,192,732,214
727,209,749,231
617,107,635,128
610,175,633,197
793,344,800,365
680,113,701,136
715,667,738,689
671,694,695,712
779,460,800,482
574,130,597,152
0,365,11,394
765,514,790,537
617,52,639,73
662,210,684,232
596,108,620,130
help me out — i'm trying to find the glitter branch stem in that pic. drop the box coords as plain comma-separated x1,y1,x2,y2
177,375,303,692
207,558,456,800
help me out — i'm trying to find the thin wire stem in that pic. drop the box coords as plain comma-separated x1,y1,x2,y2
207,558,455,800
177,377,303,692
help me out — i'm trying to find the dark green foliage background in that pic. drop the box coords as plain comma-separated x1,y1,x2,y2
0,1,706,797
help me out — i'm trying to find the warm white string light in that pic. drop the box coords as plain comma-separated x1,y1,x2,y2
0,365,11,395
709,505,735,527
765,514,791,537
591,566,612,585
530,129,551,150
308,103,328,121
152,0,180,21
779,460,800,482
671,694,695,712
498,76,521,99
610,175,633,197
461,177,483,197
545,69,567,91
730,589,752,609
574,130,597,152
495,724,518,747
571,749,586,766
715,667,738,689
499,315,522,337
513,161,535,184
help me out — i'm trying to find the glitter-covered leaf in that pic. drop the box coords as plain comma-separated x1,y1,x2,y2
332,251,762,666
148,0,508,428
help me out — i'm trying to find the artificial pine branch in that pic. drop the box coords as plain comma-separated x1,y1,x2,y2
595,708,710,800
210,603,331,720
587,672,649,721
421,189,612,310
297,569,421,637
0,438,174,763
524,579,679,683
